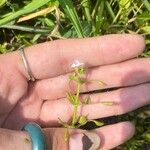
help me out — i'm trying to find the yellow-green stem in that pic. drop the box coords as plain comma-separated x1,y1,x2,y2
72,105,78,126
76,83,81,101
72,83,81,126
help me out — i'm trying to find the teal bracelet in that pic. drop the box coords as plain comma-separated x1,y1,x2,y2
22,123,46,150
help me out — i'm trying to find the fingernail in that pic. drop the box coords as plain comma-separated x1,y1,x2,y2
69,132,100,150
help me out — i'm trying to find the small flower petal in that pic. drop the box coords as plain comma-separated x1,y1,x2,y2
71,60,84,68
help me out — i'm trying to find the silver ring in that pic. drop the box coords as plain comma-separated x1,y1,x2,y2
19,47,35,81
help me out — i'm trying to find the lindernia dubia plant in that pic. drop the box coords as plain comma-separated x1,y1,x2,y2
58,60,115,141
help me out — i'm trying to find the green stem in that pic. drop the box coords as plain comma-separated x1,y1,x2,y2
72,83,81,126
72,105,78,126
113,9,122,23
76,83,81,100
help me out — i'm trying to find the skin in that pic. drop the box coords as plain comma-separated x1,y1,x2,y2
0,34,149,150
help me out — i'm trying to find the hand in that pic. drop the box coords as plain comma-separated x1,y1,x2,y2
0,34,148,150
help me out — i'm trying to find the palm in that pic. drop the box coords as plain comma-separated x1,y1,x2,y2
0,63,41,129
3,82,43,129
0,34,148,133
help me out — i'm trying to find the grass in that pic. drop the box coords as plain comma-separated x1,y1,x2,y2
0,0,150,149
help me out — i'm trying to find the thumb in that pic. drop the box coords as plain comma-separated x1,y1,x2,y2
43,128,100,150
0,121,134,150
0,127,100,150
43,122,134,150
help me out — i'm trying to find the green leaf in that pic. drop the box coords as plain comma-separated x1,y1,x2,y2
66,92,76,104
141,26,150,34
70,67,86,84
61,27,78,38
31,34,41,43
82,21,92,37
69,74,78,81
91,120,104,127
49,0,59,7
144,133,150,141
137,13,150,21
44,18,55,27
118,0,131,9
69,75,86,84
0,43,7,53
59,0,84,38
78,116,88,125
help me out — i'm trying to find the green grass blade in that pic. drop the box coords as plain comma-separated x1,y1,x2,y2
59,0,84,38
0,25,51,33
0,0,51,26
98,0,105,19
143,0,150,12
105,0,115,20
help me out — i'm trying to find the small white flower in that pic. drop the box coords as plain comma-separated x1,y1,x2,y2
71,60,84,68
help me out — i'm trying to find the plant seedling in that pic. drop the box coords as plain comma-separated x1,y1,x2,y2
59,60,116,141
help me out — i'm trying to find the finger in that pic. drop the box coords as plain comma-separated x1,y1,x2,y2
94,121,135,150
3,82,150,129
0,128,31,150
43,121,134,150
0,122,134,150
39,83,150,125
36,58,150,100
6,34,145,80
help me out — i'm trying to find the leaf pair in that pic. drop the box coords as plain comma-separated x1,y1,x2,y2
69,67,86,84
78,116,104,127
66,92,80,106
69,74,86,85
